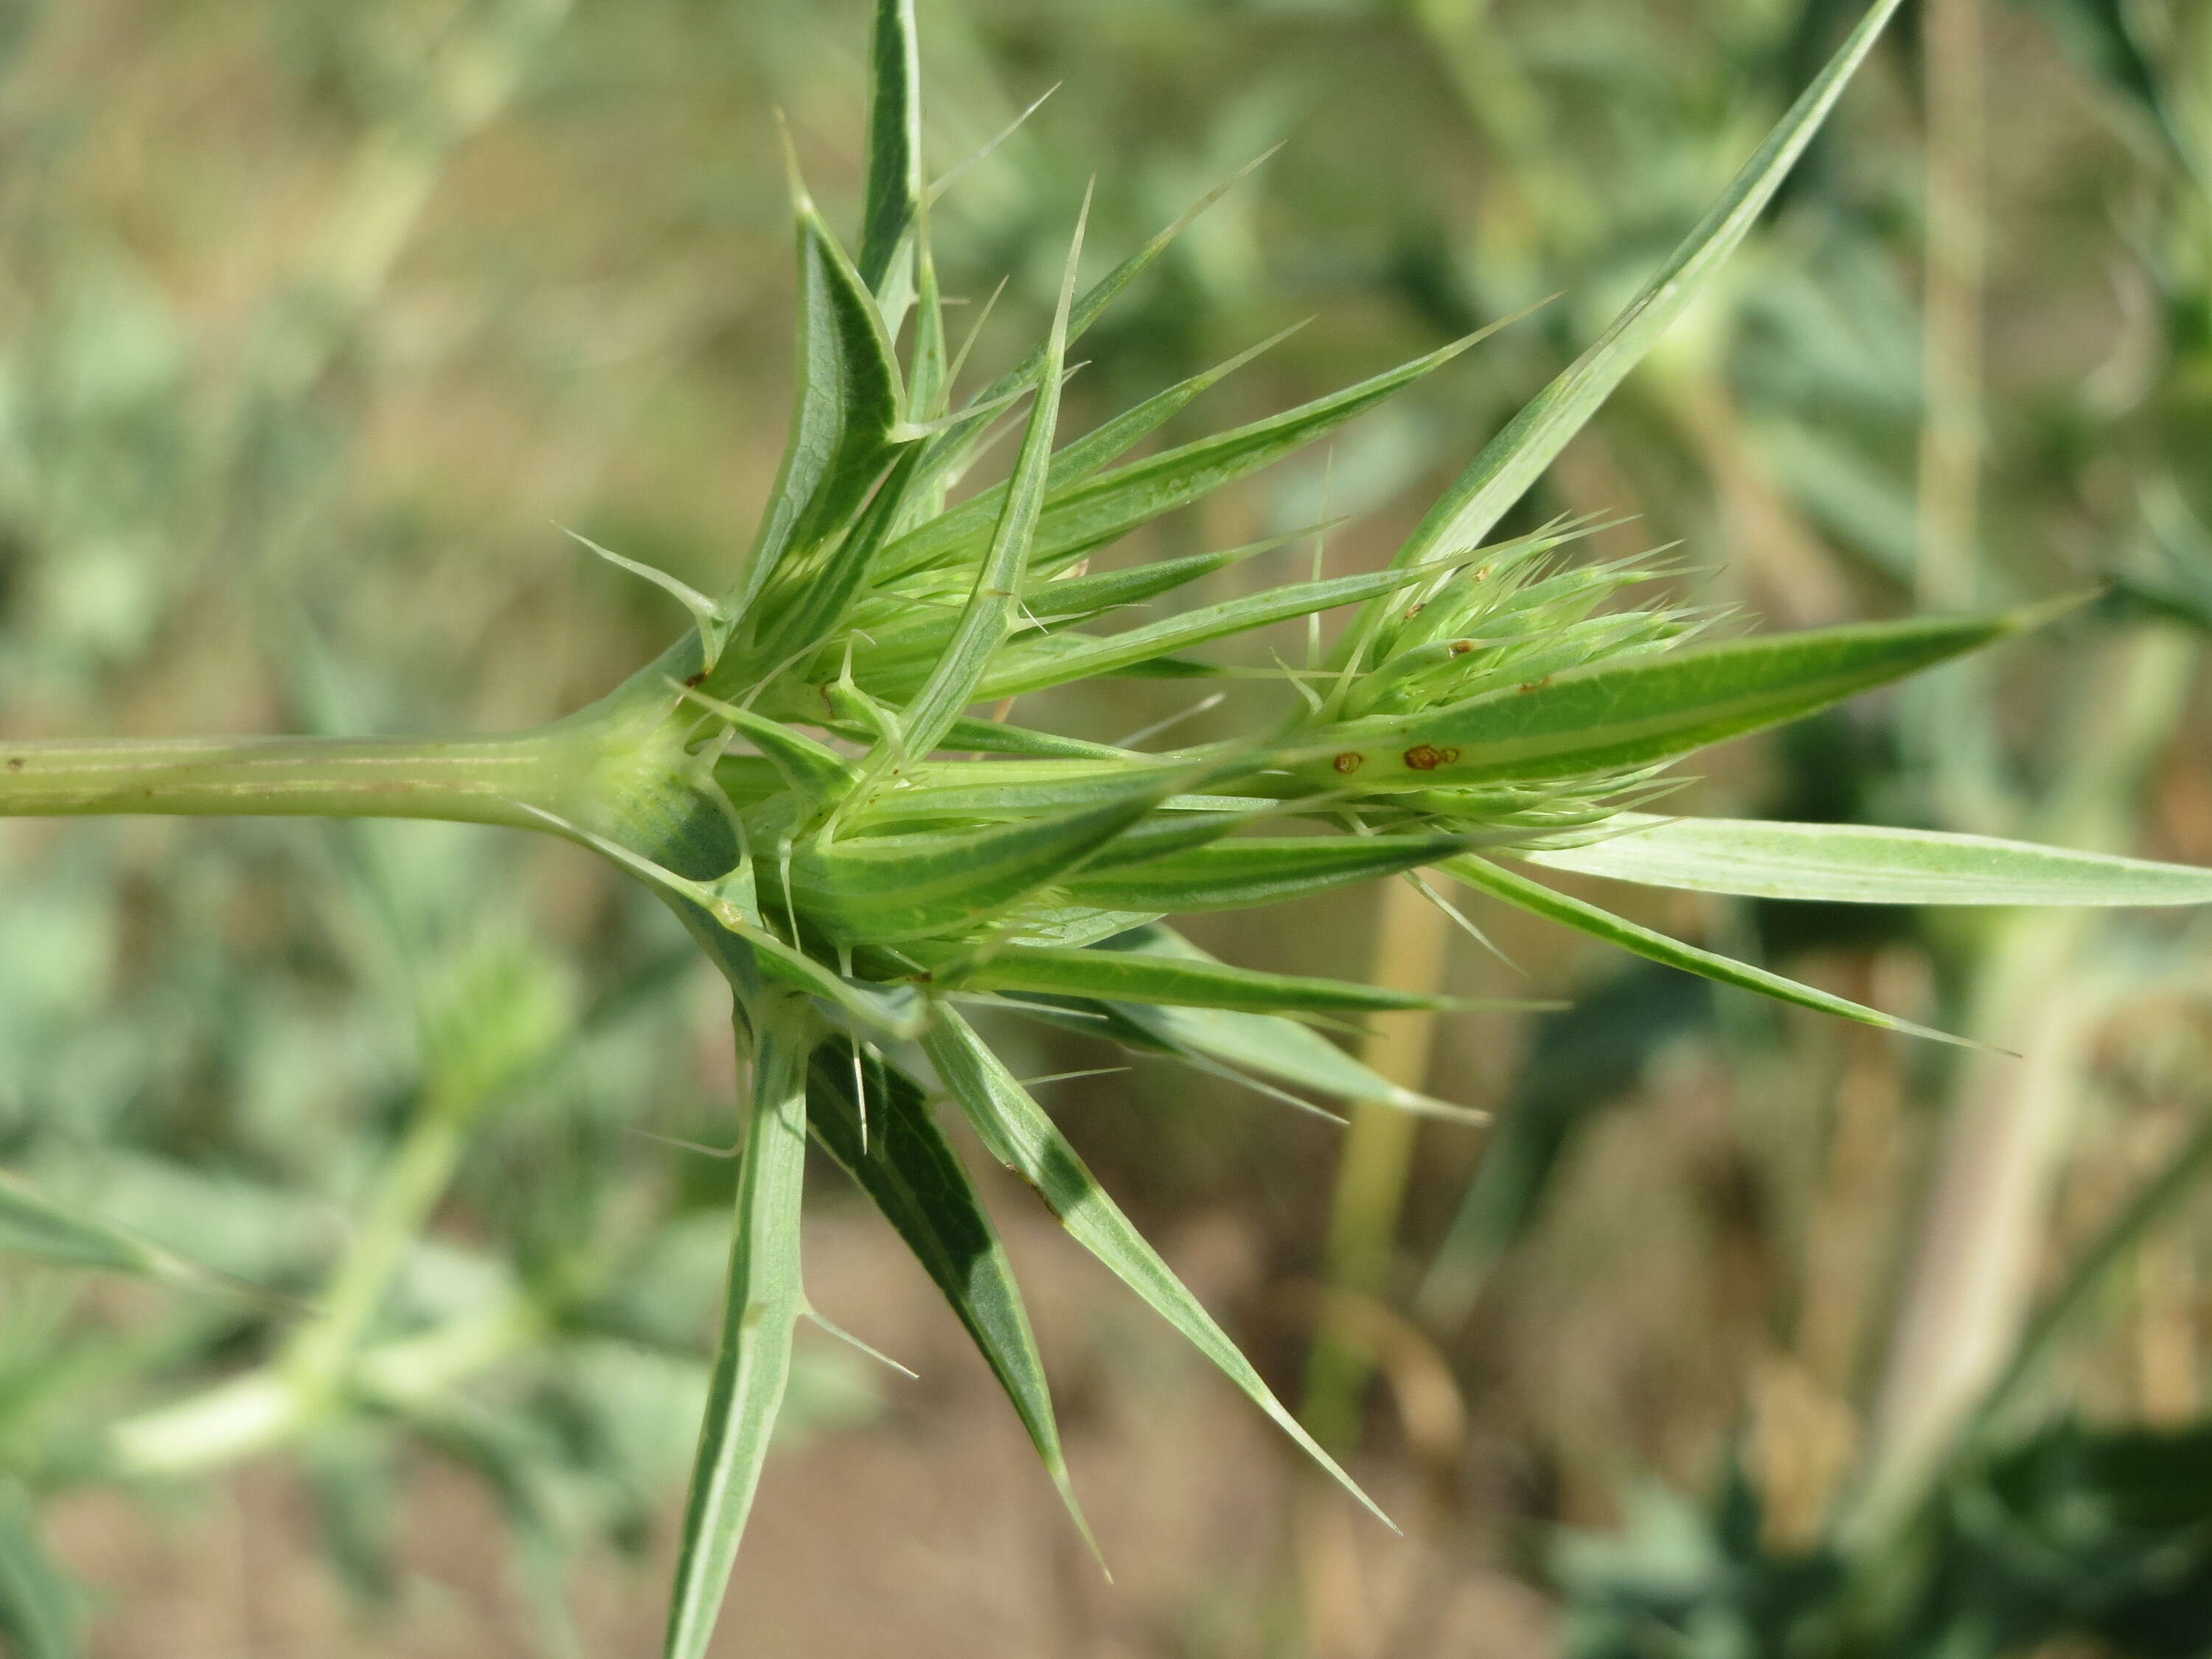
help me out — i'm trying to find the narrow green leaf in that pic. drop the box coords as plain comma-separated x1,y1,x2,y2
914,149,1281,497
731,174,906,619
919,1006,1391,1528
753,444,928,669
1441,854,1969,1046
898,327,1498,589
0,1166,227,1295
1062,832,1473,914
856,0,922,300
1085,923,1458,1113
931,718,1135,761
1523,814,2212,905
947,943,1455,1014
1392,0,1907,568
893,194,1085,759
526,806,922,1036
976,561,1452,700
683,692,855,800
786,769,1190,944
906,209,950,426
805,1038,1096,1551
0,1484,76,1659
881,326,1304,577
1027,532,1293,622
662,996,814,1659
1295,606,2052,791
838,757,1254,827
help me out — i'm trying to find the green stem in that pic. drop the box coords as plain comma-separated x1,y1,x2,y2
0,729,594,831
111,1299,543,1476
283,1090,477,1413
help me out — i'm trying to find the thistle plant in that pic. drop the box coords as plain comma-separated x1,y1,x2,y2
9,0,2212,1652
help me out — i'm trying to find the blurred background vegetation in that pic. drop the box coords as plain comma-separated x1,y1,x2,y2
4,0,2212,1653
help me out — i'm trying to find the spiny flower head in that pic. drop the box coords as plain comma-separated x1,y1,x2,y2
523,3,2081,1651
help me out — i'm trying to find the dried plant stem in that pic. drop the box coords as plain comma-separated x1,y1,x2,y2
1303,878,1455,1453
1860,628,2197,1530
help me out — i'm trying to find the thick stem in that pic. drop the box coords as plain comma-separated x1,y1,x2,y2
282,1098,476,1413
0,730,592,831
1857,628,2197,1534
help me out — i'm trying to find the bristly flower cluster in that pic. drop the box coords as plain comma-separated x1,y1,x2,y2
541,4,2029,1651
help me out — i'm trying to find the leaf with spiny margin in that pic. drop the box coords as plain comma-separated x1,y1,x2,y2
943,944,1456,1014
1088,925,1461,1112
1066,808,1267,872
0,1166,232,1295
751,445,928,670
1028,533,1293,622
1062,832,1475,914
919,1006,1391,1528
907,215,949,424
835,757,1254,827
1441,854,1969,1046
0,1482,76,1659
1523,814,2212,905
882,326,1304,577
685,693,855,800
931,718,1134,761
782,765,1191,944
912,150,1281,499
1295,605,2053,791
1387,0,1907,571
532,807,921,1036
892,196,1085,760
661,999,813,1659
895,328,1499,588
805,1038,1096,1554
975,561,1459,700
857,0,922,303
731,178,906,622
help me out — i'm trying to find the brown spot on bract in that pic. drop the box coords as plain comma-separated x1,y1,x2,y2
1449,639,1475,655
1517,675,1553,692
682,671,706,687
1332,752,1364,775
1402,744,1447,771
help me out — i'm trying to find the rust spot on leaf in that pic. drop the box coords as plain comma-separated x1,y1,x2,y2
1517,675,1553,692
1402,744,1450,771
682,670,707,688
1449,639,1475,655
1403,602,1425,619
1332,751,1364,775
